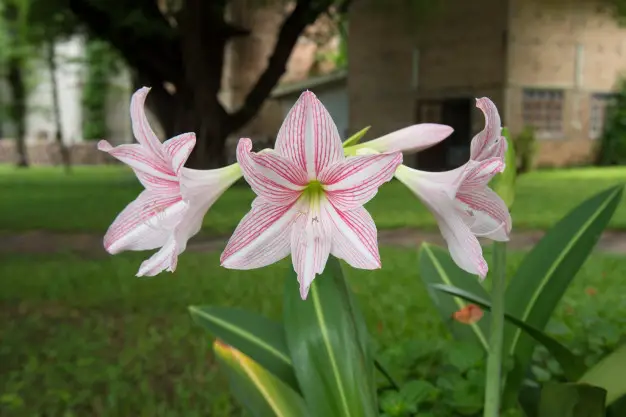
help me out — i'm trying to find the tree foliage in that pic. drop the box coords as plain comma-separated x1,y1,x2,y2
60,0,352,167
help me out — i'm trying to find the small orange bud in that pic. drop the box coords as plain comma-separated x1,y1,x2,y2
585,287,597,296
453,304,484,324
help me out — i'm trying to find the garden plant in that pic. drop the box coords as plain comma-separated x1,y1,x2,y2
98,87,626,417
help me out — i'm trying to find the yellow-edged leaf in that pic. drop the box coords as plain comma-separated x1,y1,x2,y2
214,340,309,417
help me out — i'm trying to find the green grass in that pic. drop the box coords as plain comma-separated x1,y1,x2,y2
1,247,625,416
0,165,624,234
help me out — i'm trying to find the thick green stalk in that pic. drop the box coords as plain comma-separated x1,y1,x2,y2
483,241,507,417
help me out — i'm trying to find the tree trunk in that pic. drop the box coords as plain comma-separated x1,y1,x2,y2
46,40,72,174
7,56,28,168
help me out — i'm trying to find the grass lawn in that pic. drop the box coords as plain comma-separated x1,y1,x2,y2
0,164,625,234
1,247,625,416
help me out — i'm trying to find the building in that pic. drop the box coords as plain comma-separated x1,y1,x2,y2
348,0,626,170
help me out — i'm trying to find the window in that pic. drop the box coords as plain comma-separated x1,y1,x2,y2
522,89,564,137
589,93,615,140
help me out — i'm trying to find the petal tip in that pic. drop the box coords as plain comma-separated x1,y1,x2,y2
97,140,113,152
299,284,310,300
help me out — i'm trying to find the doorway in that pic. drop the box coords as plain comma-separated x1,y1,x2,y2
415,98,473,171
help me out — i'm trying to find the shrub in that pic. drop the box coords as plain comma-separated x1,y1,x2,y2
596,79,626,166
514,125,537,174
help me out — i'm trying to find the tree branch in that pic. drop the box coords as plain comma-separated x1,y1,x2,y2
68,0,182,84
227,0,332,132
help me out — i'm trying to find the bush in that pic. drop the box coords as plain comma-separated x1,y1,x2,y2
514,125,537,174
596,79,626,166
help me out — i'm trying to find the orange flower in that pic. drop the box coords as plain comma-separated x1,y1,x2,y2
585,287,597,296
453,304,484,324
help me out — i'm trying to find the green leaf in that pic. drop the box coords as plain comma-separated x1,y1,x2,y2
342,126,371,148
538,383,606,417
491,127,516,208
213,340,309,417
504,184,624,402
445,341,485,373
400,380,440,405
418,243,491,350
283,256,378,417
579,344,626,405
432,284,586,381
188,306,298,390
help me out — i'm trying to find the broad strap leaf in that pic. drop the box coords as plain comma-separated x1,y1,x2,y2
432,284,586,381
188,306,298,390
503,185,623,402
579,344,626,405
418,243,491,350
283,256,378,417
538,383,606,417
214,340,310,417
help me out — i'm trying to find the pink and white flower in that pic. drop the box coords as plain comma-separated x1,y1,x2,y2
99,87,242,276
352,97,512,278
220,91,404,299
395,158,507,278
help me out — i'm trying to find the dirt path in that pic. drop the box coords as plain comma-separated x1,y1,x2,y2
3,228,626,257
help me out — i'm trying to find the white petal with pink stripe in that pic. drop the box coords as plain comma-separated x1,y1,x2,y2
221,91,403,299
99,87,242,277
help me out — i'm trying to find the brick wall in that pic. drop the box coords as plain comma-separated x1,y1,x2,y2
350,0,626,167
506,0,626,166
348,0,507,167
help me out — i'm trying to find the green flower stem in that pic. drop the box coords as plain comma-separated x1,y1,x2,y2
484,241,507,417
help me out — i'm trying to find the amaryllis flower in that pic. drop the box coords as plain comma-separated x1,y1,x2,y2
395,158,506,278
99,87,242,276
350,97,511,278
220,91,403,300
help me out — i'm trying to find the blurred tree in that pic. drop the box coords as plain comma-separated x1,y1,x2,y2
0,0,78,169
63,0,353,168
81,38,120,141
1,0,30,167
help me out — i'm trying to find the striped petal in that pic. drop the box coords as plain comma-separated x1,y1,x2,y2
103,189,188,254
220,198,298,269
137,235,179,277
291,199,332,299
459,158,505,190
470,97,506,161
320,152,403,211
176,164,243,250
456,187,512,241
346,123,453,154
237,138,306,206
395,165,488,278
130,87,163,156
97,140,176,183
326,205,381,270
162,132,196,175
274,91,344,179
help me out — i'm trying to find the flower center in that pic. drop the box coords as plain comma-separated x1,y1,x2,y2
305,180,324,199
298,181,325,223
